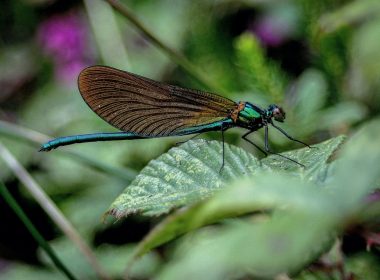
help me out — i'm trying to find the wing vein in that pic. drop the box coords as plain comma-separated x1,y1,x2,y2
78,66,236,136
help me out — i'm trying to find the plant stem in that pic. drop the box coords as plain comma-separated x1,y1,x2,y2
104,0,224,93
84,0,131,69
0,142,111,280
0,180,77,280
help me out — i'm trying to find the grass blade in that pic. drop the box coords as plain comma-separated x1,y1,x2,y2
0,180,77,280
0,141,110,280
104,0,224,93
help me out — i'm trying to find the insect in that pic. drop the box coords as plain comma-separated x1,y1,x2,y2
40,66,310,168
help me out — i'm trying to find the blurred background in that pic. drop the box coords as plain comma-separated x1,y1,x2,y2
0,0,379,279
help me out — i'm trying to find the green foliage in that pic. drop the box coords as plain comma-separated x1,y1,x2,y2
286,69,366,138
109,136,344,219
345,253,380,280
319,0,380,33
127,119,379,279
107,140,262,217
127,137,343,262
1,241,160,280
235,33,287,103
1,0,380,279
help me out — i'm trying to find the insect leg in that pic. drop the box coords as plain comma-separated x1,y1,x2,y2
264,125,305,168
241,130,268,156
270,122,311,148
219,125,226,173
242,127,305,168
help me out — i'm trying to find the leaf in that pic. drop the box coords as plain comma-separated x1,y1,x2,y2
96,244,160,279
37,238,160,279
319,0,380,33
127,137,344,262
129,173,333,263
348,19,380,105
107,140,264,217
262,135,346,184
152,122,380,279
331,118,380,212
156,174,339,280
108,136,345,219
346,253,380,280
292,69,328,123
317,101,367,131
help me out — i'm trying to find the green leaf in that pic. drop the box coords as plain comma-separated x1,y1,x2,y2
108,136,345,219
262,135,346,183
331,118,380,212
157,174,338,280
96,244,160,279
319,0,380,33
129,173,333,263
127,137,344,262
153,121,380,279
107,140,264,217
317,101,367,131
346,253,380,280
37,238,160,279
292,69,328,122
349,18,380,101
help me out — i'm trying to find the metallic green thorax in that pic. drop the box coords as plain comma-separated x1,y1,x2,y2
237,102,262,125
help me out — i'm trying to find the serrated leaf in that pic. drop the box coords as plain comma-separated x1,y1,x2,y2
108,136,344,219
128,137,344,262
262,135,346,184
152,122,380,279
107,140,264,217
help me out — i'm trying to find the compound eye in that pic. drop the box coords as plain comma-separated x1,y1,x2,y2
273,107,286,122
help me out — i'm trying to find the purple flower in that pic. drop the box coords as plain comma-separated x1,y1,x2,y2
37,10,93,86
252,13,296,47
253,17,286,46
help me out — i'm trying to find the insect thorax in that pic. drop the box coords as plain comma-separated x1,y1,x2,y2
237,102,262,124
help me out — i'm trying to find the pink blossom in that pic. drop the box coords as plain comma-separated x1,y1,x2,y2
37,11,93,86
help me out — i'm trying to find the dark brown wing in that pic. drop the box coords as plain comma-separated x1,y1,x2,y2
78,66,237,136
